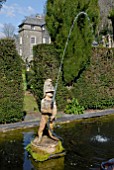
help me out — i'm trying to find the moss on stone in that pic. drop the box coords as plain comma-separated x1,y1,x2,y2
54,141,64,154
26,140,65,162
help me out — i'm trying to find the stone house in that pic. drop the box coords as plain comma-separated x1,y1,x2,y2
18,15,51,63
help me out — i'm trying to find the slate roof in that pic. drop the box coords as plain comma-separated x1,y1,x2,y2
18,15,45,27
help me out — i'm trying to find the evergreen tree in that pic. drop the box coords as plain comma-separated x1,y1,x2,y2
46,0,100,84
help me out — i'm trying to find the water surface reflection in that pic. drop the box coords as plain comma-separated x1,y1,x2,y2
0,115,114,170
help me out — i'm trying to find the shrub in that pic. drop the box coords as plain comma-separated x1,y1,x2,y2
64,98,84,114
0,38,24,123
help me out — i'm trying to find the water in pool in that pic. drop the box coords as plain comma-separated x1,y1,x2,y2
0,115,114,170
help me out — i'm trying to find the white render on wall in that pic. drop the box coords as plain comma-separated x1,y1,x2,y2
18,15,51,62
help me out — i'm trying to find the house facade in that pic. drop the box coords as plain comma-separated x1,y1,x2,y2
18,15,51,62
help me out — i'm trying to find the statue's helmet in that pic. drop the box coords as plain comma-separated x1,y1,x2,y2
45,78,52,82
45,86,55,93
44,79,54,96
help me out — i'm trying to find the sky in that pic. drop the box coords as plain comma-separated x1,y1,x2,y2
0,0,47,37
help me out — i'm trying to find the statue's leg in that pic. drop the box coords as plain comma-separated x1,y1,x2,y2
49,121,54,131
48,121,59,141
38,115,47,143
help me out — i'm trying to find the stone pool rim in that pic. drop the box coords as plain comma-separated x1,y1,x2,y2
0,109,114,132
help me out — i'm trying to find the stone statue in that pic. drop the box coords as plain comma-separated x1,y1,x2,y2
38,79,58,143
43,78,53,97
26,79,65,161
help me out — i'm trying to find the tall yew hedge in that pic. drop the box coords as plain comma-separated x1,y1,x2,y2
30,44,70,110
0,39,24,123
28,44,114,111
71,48,114,109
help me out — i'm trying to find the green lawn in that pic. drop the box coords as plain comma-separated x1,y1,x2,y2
23,92,39,113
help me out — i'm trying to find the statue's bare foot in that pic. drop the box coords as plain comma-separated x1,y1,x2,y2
33,136,42,145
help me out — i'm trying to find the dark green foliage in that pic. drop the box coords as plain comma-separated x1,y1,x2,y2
0,39,24,123
64,98,84,114
25,70,34,90
55,73,71,111
32,44,59,110
46,0,100,84
25,46,114,111
30,44,69,110
71,48,114,109
108,8,114,40
109,8,114,19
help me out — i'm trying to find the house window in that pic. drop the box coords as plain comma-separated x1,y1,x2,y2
30,36,36,44
49,37,51,44
20,37,22,44
31,25,35,30
42,26,45,31
19,49,22,56
43,37,46,44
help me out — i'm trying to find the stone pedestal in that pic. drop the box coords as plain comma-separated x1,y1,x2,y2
26,136,65,162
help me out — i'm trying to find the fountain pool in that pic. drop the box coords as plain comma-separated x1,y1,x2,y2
0,114,114,170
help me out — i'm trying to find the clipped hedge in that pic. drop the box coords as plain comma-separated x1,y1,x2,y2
72,48,114,109
30,44,70,110
28,44,114,111
0,39,24,123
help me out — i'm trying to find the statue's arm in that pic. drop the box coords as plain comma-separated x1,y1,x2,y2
50,102,57,121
